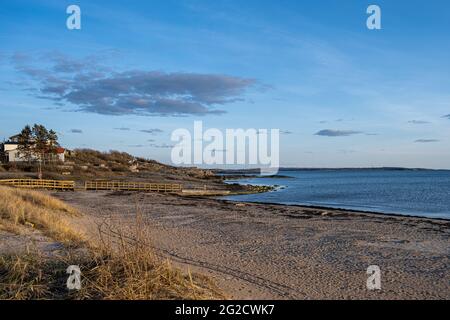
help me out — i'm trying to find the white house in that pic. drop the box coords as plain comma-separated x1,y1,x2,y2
0,134,65,163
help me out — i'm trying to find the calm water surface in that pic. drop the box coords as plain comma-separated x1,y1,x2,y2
222,170,450,219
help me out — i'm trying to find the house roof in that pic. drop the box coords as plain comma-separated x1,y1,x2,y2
55,147,65,154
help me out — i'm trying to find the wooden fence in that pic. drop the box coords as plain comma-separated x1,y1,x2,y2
84,181,182,193
0,179,183,193
0,179,75,190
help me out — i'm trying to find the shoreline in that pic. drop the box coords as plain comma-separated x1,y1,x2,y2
216,198,450,222
220,175,450,221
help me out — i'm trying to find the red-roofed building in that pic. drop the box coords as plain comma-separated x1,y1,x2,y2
0,135,65,163
55,147,65,162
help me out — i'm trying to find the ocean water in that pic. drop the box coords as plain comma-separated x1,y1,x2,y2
222,169,450,219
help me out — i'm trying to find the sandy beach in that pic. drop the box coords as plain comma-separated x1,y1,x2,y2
52,190,450,300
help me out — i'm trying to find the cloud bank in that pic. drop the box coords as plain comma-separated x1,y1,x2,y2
12,53,256,116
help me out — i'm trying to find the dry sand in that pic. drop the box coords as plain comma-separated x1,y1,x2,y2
53,190,450,300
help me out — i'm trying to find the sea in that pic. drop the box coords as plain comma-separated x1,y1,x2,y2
222,169,450,219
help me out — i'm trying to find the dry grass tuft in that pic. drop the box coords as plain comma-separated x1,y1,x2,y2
0,246,222,300
0,186,83,244
71,216,224,300
76,249,222,299
0,251,68,299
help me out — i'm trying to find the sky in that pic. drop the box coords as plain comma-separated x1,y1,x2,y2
0,0,449,169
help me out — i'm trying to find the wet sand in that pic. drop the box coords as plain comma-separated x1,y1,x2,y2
53,190,450,300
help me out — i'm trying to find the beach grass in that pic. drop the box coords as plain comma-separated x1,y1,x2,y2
0,186,83,244
0,186,224,300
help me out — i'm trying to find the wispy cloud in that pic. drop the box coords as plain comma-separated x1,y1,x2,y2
315,129,362,137
128,142,174,149
415,139,439,143
114,127,130,131
443,114,450,119
256,129,291,135
339,149,356,154
408,120,430,124
140,129,163,134
69,129,83,134
149,143,174,149
11,53,257,116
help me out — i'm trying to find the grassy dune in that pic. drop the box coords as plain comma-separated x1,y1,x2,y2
0,186,83,244
0,186,224,300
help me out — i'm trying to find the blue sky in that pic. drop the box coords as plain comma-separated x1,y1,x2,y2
1,0,449,168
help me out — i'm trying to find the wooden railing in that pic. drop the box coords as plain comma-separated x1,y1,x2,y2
0,179,75,190
0,179,182,193
84,181,182,193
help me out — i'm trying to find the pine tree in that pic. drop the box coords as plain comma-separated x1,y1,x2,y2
32,124,48,164
48,129,59,151
16,124,60,165
17,125,33,163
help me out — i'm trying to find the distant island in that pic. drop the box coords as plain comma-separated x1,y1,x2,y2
215,167,450,174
